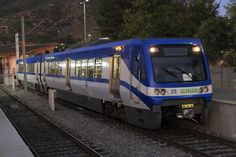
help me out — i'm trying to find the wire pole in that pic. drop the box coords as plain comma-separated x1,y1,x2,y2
21,16,27,95
80,0,88,43
83,1,87,42
15,33,19,60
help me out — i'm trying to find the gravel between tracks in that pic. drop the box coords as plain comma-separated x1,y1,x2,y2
5,86,191,157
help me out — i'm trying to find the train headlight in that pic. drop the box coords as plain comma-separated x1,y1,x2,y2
203,86,209,93
154,89,160,95
160,89,166,95
198,87,203,93
114,46,124,52
150,46,159,54
192,46,201,53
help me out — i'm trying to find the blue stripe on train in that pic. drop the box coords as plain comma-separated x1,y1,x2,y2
17,72,212,110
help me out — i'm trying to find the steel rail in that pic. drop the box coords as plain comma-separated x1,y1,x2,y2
0,86,108,157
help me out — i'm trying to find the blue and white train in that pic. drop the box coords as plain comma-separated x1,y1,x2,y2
16,38,213,129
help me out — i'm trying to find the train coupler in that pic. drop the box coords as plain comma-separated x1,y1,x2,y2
176,104,195,119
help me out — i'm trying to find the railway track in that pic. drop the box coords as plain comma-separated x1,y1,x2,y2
3,85,236,157
139,125,236,157
51,91,236,157
0,87,110,157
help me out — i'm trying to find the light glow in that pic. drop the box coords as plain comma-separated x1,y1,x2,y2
102,62,109,68
114,46,123,52
59,62,66,68
71,63,75,68
192,46,201,53
46,56,55,60
150,46,159,54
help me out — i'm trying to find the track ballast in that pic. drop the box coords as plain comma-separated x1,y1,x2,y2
0,88,109,157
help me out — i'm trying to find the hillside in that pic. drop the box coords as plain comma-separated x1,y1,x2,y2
0,0,100,44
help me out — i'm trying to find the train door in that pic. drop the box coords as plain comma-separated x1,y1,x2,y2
65,59,71,90
110,55,121,99
42,61,46,83
130,48,140,103
35,62,38,82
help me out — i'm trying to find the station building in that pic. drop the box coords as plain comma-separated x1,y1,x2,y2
0,43,57,85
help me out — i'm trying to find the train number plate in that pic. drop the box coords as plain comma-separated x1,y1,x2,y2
181,104,194,109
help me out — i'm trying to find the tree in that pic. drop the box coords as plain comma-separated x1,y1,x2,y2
122,0,219,39
225,49,236,67
122,0,186,38
196,17,233,63
96,0,234,64
96,0,131,40
222,0,236,67
226,0,236,48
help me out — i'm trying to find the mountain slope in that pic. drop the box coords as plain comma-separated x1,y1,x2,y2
0,0,99,44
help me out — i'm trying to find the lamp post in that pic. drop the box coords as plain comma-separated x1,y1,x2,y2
21,16,27,95
80,0,89,43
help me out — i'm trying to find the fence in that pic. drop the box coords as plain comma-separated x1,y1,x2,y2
210,66,236,90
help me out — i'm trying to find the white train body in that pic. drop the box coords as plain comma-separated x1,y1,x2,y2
16,38,213,129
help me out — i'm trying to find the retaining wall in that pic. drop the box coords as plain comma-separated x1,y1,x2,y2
207,102,236,141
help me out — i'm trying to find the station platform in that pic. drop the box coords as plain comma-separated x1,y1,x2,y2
0,108,34,157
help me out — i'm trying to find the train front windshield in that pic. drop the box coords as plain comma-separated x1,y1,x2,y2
151,45,206,83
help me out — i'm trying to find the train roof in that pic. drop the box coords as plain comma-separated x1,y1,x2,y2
16,38,202,64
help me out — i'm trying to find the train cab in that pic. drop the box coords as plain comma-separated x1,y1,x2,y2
141,39,212,123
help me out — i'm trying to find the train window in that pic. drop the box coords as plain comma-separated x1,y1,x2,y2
75,60,82,77
48,62,62,75
95,58,102,78
118,57,121,79
27,64,34,73
112,57,118,79
141,57,146,80
35,63,38,74
18,64,24,73
81,60,87,77
48,62,52,75
48,62,55,75
58,62,63,75
133,56,139,78
112,56,121,79
88,59,95,78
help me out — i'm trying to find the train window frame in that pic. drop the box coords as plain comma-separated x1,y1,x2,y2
34,63,38,74
27,63,34,73
95,58,102,78
18,64,24,73
75,60,82,77
48,62,54,75
88,59,95,78
150,44,206,83
81,59,88,77
48,62,62,75
58,62,63,75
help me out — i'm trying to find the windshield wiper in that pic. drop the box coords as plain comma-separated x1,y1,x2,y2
161,67,180,81
173,66,193,80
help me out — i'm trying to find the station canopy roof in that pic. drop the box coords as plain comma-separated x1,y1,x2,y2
0,43,57,57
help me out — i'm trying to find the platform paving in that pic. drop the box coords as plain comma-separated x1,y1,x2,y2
0,108,34,157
